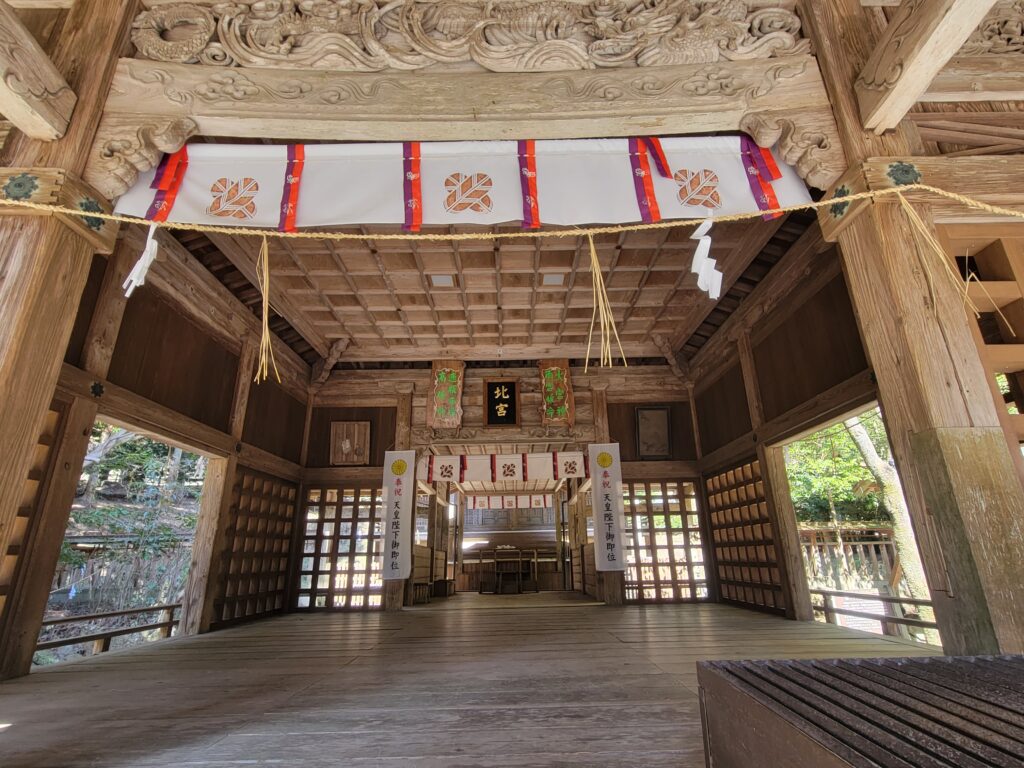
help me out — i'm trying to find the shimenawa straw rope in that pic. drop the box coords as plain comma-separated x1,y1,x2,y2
8,182,1014,380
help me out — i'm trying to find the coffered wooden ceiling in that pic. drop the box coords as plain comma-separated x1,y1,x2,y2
172,215,810,366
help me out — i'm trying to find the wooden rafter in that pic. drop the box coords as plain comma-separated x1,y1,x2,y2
165,219,792,363
667,216,789,352
856,0,1000,133
0,1,76,140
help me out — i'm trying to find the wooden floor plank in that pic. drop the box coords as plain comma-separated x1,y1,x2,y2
0,593,939,767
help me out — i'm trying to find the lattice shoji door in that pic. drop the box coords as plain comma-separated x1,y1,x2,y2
214,467,297,626
623,480,710,603
295,485,384,610
705,459,786,613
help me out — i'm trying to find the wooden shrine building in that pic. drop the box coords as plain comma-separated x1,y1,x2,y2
2,1,1024,766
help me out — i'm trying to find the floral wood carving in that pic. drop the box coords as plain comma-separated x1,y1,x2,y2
962,1,1024,55
84,116,199,200
131,0,809,73
738,112,842,191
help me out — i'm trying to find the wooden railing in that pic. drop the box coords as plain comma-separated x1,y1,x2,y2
800,528,901,591
37,603,180,655
810,589,937,634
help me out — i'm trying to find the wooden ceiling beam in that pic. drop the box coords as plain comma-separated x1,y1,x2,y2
924,56,1024,102
327,342,663,363
205,231,331,360
126,225,312,401
85,55,845,199
689,222,831,384
856,0,1000,133
5,1,75,7
668,215,789,353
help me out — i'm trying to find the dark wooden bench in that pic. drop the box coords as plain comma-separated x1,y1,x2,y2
698,655,1024,767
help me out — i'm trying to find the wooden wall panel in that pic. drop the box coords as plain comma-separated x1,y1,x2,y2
211,466,296,628
242,380,306,464
695,364,752,455
306,407,397,468
107,286,238,432
705,458,786,615
63,254,107,367
753,274,868,423
608,402,697,461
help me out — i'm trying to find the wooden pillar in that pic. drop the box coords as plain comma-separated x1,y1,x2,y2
0,237,135,678
758,445,813,622
385,387,413,611
802,0,1024,654
179,338,256,634
0,220,95,572
737,335,813,622
0,0,138,677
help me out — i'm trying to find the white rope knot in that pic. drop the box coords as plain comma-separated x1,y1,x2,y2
122,223,159,298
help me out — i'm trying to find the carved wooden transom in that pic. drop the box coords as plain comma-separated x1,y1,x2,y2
130,0,810,73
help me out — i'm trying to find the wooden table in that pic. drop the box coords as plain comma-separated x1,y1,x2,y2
698,655,1024,767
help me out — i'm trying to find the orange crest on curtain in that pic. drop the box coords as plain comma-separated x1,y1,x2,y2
207,177,259,219
443,172,493,213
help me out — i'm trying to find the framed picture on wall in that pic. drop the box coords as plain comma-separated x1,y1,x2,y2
484,379,520,427
636,405,672,460
330,421,371,466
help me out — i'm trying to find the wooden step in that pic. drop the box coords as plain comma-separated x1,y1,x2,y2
985,344,1024,374
967,281,1021,312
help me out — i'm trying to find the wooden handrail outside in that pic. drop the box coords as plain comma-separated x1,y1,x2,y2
36,604,181,656
810,589,937,633
812,604,938,630
40,603,181,627
809,589,932,607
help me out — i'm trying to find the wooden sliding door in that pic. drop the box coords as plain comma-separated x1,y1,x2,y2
295,484,384,610
623,480,710,603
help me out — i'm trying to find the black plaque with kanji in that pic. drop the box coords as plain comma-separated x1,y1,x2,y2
485,380,519,427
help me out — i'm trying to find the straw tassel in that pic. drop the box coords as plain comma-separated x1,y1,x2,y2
254,235,281,384
583,233,627,372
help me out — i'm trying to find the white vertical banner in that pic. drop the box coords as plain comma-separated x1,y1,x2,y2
588,443,626,572
382,450,417,580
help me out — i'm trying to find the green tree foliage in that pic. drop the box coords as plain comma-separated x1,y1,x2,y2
83,422,202,502
784,410,894,525
40,424,206,666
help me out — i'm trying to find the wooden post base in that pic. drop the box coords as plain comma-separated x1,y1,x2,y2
383,579,405,611
601,571,626,606
910,427,1024,654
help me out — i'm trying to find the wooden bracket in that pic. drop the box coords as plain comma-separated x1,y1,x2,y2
855,0,1000,133
0,1,76,140
0,167,117,252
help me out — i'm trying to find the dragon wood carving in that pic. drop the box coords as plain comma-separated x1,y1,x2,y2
131,0,809,73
